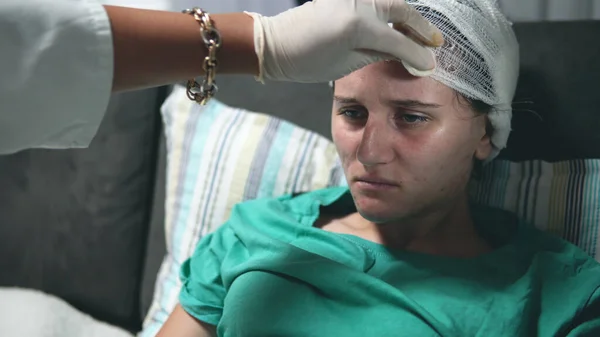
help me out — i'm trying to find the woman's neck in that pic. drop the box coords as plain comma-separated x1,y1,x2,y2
336,194,492,258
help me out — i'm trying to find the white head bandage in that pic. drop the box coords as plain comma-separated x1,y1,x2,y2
404,0,520,161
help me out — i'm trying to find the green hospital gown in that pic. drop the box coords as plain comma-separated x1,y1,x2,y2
179,187,600,337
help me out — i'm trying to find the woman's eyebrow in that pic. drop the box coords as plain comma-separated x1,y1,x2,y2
333,96,360,104
333,96,441,109
387,99,441,109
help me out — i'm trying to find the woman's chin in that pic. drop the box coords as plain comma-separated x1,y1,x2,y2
353,196,405,223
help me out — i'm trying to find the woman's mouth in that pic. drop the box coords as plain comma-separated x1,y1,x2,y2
354,176,399,190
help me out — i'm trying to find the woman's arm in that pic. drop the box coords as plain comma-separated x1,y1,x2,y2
157,304,217,337
105,6,258,92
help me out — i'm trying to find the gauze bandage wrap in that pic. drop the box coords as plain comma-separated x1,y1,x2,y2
405,0,520,161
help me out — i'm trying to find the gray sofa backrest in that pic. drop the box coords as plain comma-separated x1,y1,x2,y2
500,21,600,161
0,87,167,332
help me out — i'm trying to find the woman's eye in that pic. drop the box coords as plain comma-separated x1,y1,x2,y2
399,114,428,124
339,109,366,120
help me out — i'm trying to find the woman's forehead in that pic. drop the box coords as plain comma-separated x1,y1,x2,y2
335,61,453,104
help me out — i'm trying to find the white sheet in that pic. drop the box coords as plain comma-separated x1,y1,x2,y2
0,287,133,337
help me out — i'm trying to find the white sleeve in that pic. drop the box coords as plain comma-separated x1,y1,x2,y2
0,0,113,155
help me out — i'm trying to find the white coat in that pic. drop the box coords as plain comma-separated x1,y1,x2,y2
0,0,113,154
0,0,294,155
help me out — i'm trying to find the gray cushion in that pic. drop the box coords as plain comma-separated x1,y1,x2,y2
0,87,166,332
500,21,600,161
140,134,168,320
215,76,333,139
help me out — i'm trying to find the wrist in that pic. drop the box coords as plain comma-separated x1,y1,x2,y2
243,12,266,82
211,13,259,76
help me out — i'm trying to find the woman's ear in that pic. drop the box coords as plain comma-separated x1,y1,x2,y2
475,118,493,161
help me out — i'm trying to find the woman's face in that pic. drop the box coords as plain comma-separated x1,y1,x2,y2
332,61,492,223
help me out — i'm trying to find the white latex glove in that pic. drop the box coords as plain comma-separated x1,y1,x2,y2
246,0,444,83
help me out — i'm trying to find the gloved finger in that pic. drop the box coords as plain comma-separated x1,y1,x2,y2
374,0,444,47
393,22,443,48
340,51,387,77
355,20,436,73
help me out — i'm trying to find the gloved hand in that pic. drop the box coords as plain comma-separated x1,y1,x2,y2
246,0,444,83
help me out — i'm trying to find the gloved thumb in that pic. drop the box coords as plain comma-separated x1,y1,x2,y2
355,19,436,75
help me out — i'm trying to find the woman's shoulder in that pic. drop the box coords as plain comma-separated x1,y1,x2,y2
472,204,600,322
520,223,600,272
471,203,599,270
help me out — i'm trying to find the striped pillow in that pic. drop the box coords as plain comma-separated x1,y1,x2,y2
469,160,600,261
140,87,346,336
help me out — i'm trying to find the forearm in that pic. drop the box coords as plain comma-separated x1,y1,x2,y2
157,304,216,337
104,6,258,92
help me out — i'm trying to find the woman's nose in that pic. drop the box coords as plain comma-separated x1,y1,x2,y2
356,122,395,167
